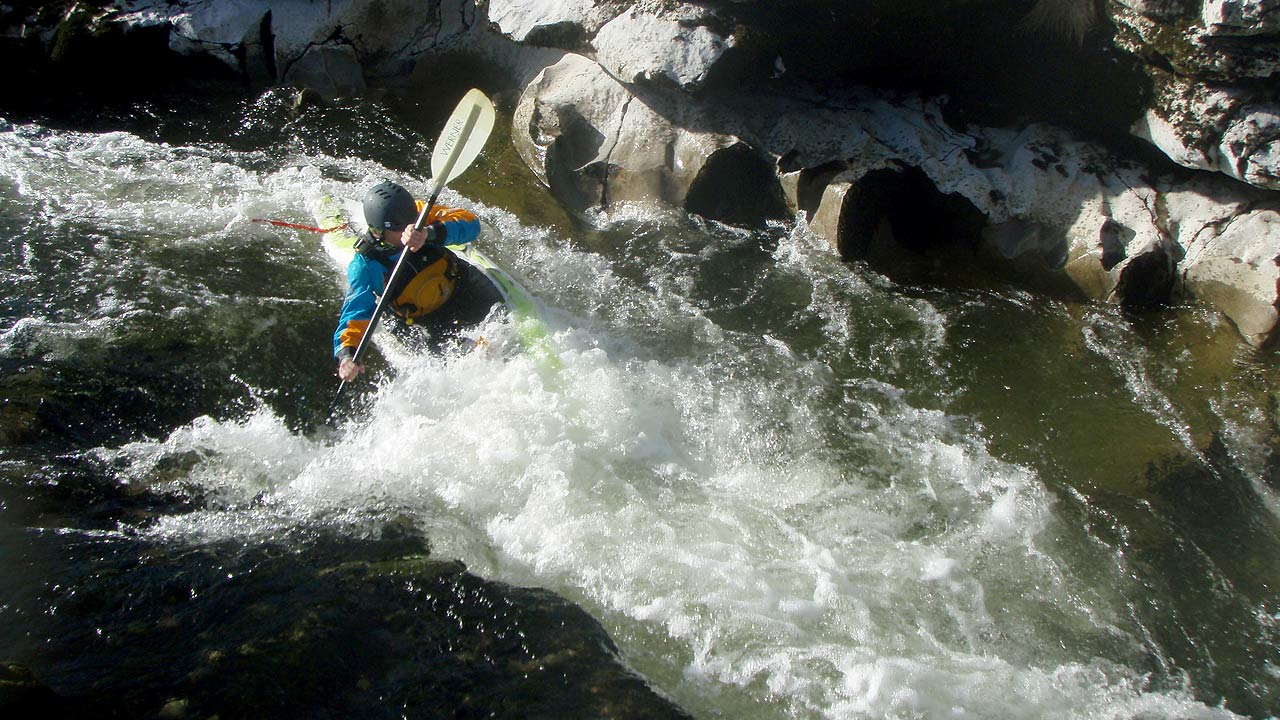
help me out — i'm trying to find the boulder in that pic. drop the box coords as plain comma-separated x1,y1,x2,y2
159,0,271,71
1113,0,1280,80
1132,74,1280,190
593,5,736,90
116,0,479,95
1168,183,1280,344
487,0,622,47
760,96,1279,342
512,53,745,217
805,167,987,262
1203,0,1280,35
1111,0,1280,190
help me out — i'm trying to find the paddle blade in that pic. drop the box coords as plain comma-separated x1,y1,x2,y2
430,88,496,186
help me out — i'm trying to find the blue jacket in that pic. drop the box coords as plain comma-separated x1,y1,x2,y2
333,205,480,360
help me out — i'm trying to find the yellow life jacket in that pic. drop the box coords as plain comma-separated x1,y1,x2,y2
360,200,474,323
391,254,457,322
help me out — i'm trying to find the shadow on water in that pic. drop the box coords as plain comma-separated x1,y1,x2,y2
0,519,689,720
933,290,1280,715
1049,433,1280,717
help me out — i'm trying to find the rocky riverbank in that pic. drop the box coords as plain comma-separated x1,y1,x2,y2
5,0,1278,344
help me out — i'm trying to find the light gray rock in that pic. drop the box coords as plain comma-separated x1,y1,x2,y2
138,0,272,69
487,0,620,45
512,53,737,215
592,5,735,90
1113,0,1202,18
1202,0,1280,35
1132,75,1280,191
731,89,1280,343
116,0,478,94
1172,183,1280,344
806,172,852,250
1113,1,1280,80
1110,0,1280,191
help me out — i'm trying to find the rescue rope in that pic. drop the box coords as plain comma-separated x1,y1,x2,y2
252,218,348,233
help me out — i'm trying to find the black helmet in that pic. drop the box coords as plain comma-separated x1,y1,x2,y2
362,181,418,233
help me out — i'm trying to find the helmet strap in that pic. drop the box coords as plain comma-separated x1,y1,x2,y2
354,229,396,256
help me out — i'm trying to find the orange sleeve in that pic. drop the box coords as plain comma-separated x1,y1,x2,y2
339,319,370,349
427,206,476,223
414,200,476,224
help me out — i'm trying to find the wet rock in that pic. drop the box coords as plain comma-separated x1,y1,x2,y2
804,169,866,255
156,697,189,719
807,167,985,259
684,141,789,227
984,219,1069,268
0,527,691,719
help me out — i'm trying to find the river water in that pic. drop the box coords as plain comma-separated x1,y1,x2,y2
2,88,1278,719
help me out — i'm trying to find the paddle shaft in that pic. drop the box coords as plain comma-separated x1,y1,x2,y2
332,102,484,407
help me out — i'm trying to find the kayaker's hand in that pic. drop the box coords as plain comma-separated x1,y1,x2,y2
337,357,365,382
403,224,429,252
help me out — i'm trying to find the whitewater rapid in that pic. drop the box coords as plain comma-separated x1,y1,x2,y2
3,115,1267,719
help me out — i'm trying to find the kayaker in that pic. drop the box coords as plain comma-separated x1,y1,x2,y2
334,180,495,381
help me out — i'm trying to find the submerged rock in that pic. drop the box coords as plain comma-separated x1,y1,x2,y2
0,526,691,719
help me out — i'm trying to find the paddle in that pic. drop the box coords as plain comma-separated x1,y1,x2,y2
332,88,497,407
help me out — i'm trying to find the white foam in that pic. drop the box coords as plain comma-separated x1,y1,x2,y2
114,332,1239,718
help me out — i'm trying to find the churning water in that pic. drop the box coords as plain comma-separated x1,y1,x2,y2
2,90,1278,719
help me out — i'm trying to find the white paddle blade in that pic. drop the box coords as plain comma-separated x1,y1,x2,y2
430,88,496,185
